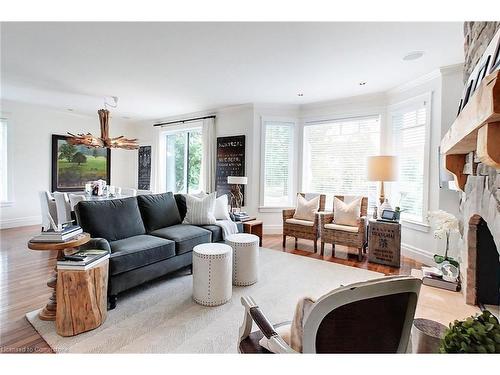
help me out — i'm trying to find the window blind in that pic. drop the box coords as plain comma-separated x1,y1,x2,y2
262,121,294,206
302,116,380,210
392,106,426,222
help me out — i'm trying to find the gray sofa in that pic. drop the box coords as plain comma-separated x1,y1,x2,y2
75,192,241,309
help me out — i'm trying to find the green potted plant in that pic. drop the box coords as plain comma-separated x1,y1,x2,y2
439,310,500,353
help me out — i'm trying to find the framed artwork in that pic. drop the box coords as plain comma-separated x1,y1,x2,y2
474,55,491,92
489,36,500,73
138,145,152,190
216,135,245,205
51,134,110,192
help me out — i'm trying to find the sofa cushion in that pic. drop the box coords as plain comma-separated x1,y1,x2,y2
109,235,175,276
75,197,146,241
174,194,187,222
150,224,211,255
200,225,223,243
137,192,182,231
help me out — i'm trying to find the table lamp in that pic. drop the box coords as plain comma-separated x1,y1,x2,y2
227,176,247,212
367,156,398,205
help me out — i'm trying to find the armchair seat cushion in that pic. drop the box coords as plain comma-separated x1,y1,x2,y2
324,223,359,233
109,235,175,276
285,218,314,227
150,224,211,254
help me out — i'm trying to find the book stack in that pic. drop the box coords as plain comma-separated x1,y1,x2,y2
57,249,109,271
30,225,83,243
412,266,461,292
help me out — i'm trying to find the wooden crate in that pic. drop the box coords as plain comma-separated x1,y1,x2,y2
368,220,401,268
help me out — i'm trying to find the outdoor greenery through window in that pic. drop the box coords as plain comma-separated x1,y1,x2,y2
262,120,294,207
165,127,202,194
302,116,380,210
391,105,427,222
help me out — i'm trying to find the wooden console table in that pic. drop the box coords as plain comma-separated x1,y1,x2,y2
27,233,90,321
367,219,401,268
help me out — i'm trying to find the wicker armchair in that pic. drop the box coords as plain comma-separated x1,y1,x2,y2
282,193,326,252
319,196,368,260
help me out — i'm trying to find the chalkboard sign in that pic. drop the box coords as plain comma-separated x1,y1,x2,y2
216,135,245,205
138,146,152,190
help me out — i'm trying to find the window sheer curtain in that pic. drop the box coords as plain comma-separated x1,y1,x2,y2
201,117,216,193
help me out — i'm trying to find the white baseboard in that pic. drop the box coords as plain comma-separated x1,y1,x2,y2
401,242,434,266
0,215,41,229
263,224,282,235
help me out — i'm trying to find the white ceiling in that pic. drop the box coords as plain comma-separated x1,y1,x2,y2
1,22,464,120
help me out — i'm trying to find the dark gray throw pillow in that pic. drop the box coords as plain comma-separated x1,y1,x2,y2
137,192,182,232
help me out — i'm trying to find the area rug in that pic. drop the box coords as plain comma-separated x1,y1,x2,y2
26,248,382,353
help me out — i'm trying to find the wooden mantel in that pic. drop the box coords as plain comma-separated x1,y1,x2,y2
441,70,500,191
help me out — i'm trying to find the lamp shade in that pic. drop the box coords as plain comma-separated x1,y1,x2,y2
227,176,248,185
367,156,398,181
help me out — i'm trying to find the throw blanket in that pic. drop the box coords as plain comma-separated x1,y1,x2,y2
215,219,239,239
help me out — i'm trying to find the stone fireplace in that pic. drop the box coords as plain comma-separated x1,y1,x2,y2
452,22,500,307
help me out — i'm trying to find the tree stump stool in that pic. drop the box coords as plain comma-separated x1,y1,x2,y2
56,259,109,337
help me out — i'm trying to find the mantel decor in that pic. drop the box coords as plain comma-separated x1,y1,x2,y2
67,109,139,150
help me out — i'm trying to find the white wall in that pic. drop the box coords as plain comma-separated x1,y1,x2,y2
0,100,136,228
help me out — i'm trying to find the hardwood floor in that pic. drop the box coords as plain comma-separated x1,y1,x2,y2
0,226,479,354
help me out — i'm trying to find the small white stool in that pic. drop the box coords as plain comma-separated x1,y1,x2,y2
226,233,259,286
192,243,232,306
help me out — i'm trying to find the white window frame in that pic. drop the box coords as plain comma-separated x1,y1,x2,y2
301,113,382,210
259,116,297,211
0,118,13,207
157,122,203,194
388,92,432,230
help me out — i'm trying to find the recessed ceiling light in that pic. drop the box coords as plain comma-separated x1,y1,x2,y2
297,93,304,97
122,116,131,120
67,108,74,112
359,82,367,86
403,51,424,61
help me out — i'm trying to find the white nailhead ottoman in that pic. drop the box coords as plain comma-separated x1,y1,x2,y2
226,233,260,286
192,243,232,306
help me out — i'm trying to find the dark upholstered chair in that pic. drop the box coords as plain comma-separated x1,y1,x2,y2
282,193,326,252
238,276,421,353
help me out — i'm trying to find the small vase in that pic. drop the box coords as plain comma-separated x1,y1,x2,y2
378,199,393,217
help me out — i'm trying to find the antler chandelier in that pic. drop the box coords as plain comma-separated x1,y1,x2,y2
67,108,138,150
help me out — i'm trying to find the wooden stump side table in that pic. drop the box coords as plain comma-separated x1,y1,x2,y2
27,233,90,321
56,259,108,336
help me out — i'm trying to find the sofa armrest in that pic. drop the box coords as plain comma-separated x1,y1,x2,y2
78,237,111,253
282,209,295,221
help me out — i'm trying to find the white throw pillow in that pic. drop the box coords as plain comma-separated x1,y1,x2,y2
183,192,216,225
333,196,362,226
214,194,231,221
293,194,320,221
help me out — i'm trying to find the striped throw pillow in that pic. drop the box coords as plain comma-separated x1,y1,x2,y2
183,192,217,225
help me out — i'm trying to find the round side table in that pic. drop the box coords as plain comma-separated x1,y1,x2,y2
226,233,259,286
411,318,447,353
192,243,232,307
27,233,90,321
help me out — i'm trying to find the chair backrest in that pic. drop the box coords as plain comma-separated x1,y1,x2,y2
333,195,368,217
120,187,137,197
299,193,326,211
53,192,72,225
39,191,56,230
68,193,86,211
302,276,421,353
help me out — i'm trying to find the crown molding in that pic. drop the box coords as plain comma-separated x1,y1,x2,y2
386,69,442,96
